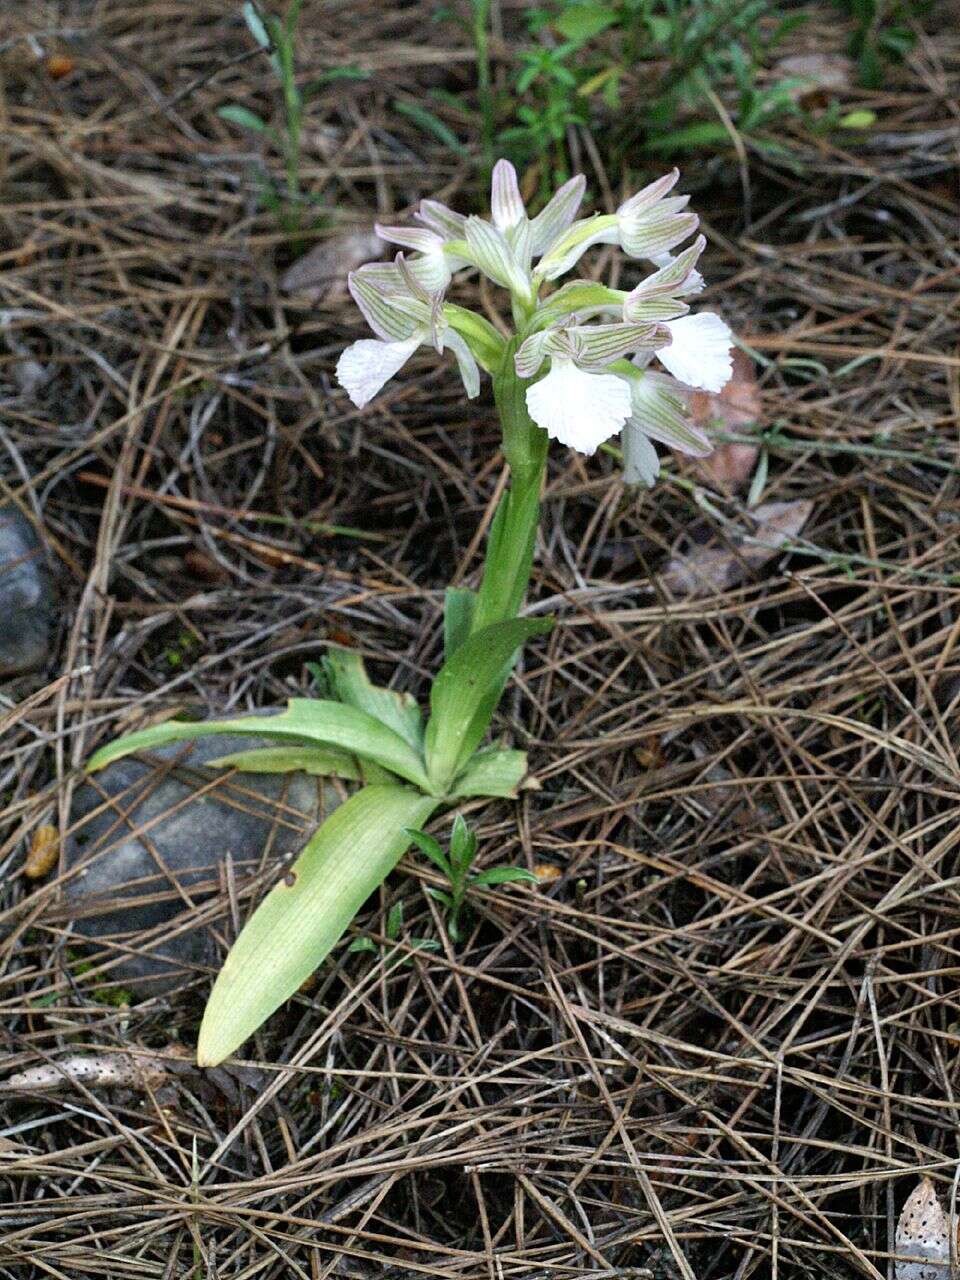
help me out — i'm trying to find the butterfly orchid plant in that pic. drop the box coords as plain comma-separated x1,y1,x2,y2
88,162,733,1066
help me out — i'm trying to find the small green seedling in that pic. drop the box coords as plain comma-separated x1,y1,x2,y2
219,0,362,241
348,901,439,966
407,815,536,942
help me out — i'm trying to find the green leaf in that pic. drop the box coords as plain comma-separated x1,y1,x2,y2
197,785,439,1065
577,64,621,100
87,699,432,793
206,745,363,778
386,901,404,940
243,2,271,48
644,122,731,153
450,747,530,798
424,617,553,789
449,814,477,878
218,104,268,132
554,3,618,43
406,827,452,879
839,109,876,129
443,587,477,658
348,937,378,954
471,866,537,887
325,650,423,752
425,886,454,908
302,66,371,95
393,100,466,154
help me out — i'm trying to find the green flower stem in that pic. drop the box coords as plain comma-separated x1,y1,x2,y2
472,341,548,632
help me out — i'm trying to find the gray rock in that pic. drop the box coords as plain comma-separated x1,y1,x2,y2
0,505,55,676
64,731,343,996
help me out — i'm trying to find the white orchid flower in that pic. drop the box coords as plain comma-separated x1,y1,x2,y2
490,159,586,257
336,259,479,409
416,198,467,240
621,236,707,323
620,368,712,487
535,168,698,282
654,313,734,393
516,323,667,454
374,222,469,293
404,163,587,306
618,317,733,487
337,158,736,489
463,214,535,301
622,237,734,392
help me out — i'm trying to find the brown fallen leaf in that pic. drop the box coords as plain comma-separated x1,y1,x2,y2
684,348,762,492
281,230,384,303
24,824,58,880
895,1176,954,1279
658,499,813,597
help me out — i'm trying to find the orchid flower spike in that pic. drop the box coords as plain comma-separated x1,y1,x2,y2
335,159,736,486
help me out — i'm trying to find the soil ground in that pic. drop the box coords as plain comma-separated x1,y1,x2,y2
2,2,960,1277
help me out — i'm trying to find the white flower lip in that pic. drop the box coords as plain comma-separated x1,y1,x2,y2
336,336,420,409
525,359,631,455
657,313,734,393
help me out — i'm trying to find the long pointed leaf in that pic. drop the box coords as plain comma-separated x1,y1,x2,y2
451,747,531,798
87,700,432,792
206,746,363,777
443,587,477,657
207,746,394,785
197,785,439,1065
325,650,423,751
424,617,552,789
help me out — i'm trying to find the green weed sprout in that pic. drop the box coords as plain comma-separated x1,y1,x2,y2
219,0,308,239
347,901,439,965
87,160,733,1066
408,815,535,942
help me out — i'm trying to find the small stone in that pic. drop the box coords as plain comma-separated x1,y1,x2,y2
63,730,344,996
0,505,55,677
